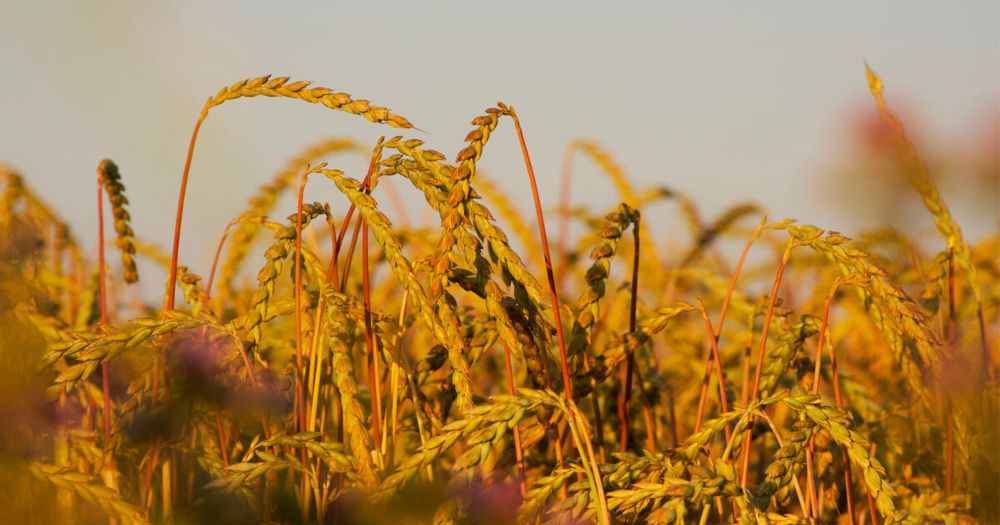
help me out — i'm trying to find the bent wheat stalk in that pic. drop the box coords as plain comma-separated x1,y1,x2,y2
165,75,413,311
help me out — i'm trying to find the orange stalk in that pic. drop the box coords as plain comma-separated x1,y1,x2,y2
739,246,791,488
583,353,607,462
165,116,206,312
96,169,111,445
502,344,527,495
339,217,364,293
294,172,310,433
694,300,732,442
326,137,383,290
509,108,574,402
717,220,766,336
814,282,858,525
215,409,230,470
694,223,762,434
325,213,341,286
692,343,714,434
205,216,247,303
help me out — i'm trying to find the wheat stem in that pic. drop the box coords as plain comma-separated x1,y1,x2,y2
96,166,111,447
165,76,411,311
508,107,573,402
739,240,793,490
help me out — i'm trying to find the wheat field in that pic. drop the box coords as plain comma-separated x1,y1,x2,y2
0,65,996,524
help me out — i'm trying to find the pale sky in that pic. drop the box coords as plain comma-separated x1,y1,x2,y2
1,2,997,284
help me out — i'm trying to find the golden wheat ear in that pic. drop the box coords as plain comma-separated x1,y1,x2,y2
98,159,138,284
165,76,414,311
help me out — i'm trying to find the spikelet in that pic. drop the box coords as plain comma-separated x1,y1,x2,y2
175,265,207,314
518,465,580,522
471,172,543,270
381,156,556,386
200,75,413,129
329,335,378,485
576,303,695,396
865,65,982,308
605,471,739,513
428,106,504,309
785,223,940,409
753,419,814,509
316,166,475,413
242,202,329,348
46,311,211,389
97,160,138,284
377,389,560,500
30,463,150,525
568,140,662,285
384,137,549,322
756,315,820,398
7,72,994,524
567,204,639,374
781,390,897,520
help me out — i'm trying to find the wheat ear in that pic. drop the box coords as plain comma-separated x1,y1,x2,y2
866,64,990,378
165,75,413,311
98,160,138,284
31,462,150,525
314,166,475,413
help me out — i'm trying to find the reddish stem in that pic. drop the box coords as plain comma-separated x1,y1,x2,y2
694,226,761,435
97,170,111,445
294,173,309,433
739,250,790,488
205,218,241,303
509,109,574,402
325,214,341,286
216,409,230,470
717,225,762,337
807,281,857,525
694,300,732,442
325,138,382,290
339,218,364,293
165,115,206,312
502,344,528,495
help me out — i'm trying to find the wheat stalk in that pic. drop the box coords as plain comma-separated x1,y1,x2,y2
165,75,413,310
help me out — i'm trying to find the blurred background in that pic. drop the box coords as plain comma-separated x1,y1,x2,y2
1,1,997,293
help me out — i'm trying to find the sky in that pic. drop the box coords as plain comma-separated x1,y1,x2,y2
1,1,997,283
